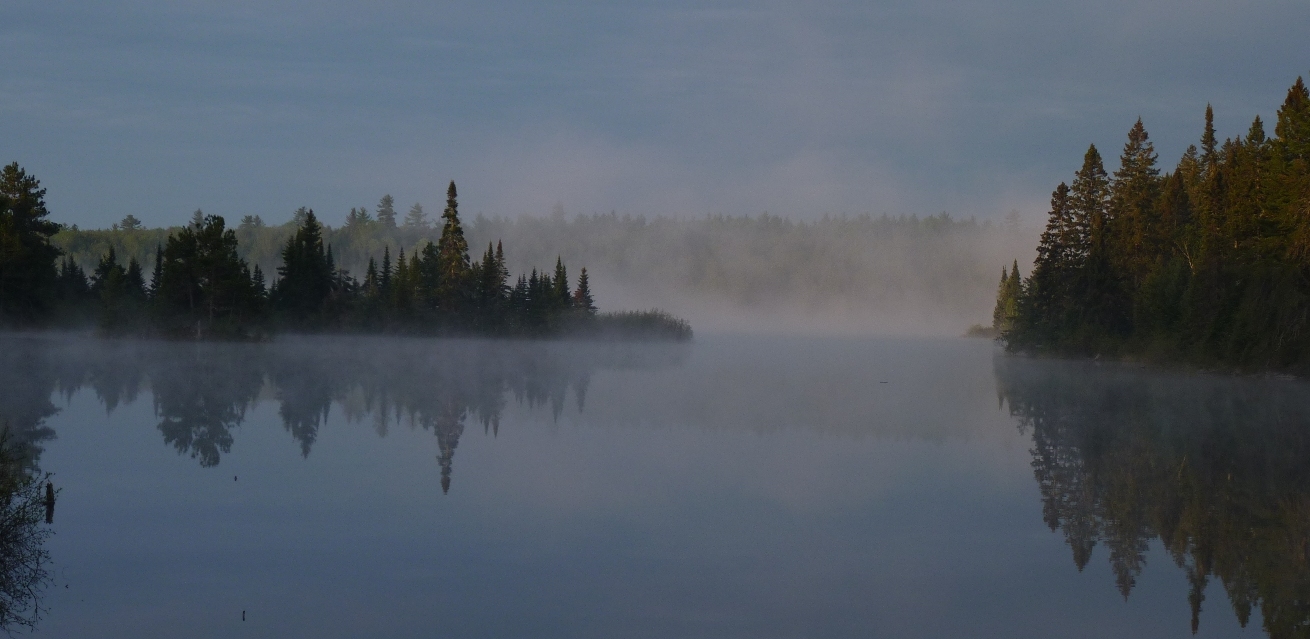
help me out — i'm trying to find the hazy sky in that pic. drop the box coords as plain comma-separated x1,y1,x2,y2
3,0,1308,228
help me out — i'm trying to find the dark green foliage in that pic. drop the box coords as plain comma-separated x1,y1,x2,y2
1002,76,1310,370
2,173,689,340
435,181,471,313
997,356,1310,634
271,210,333,327
153,214,262,338
90,247,148,333
0,164,61,325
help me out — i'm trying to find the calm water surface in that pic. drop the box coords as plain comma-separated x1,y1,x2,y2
0,333,1301,637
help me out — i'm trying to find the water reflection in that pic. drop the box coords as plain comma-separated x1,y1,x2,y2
996,355,1310,637
0,434,55,632
0,335,686,492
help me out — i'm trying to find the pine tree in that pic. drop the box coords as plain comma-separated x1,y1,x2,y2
403,202,427,230
376,194,397,229
0,163,61,324
157,214,257,336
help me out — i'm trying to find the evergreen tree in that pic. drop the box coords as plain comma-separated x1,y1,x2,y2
1068,145,1110,265
572,268,596,313
417,241,440,310
1201,104,1218,169
156,214,258,336
272,210,332,327
1003,75,1310,368
149,244,163,298
1110,118,1162,288
392,247,411,314
1014,183,1074,343
0,163,61,324
403,202,427,230
376,195,397,229
345,207,373,230
552,257,569,309
436,181,471,313
252,264,267,299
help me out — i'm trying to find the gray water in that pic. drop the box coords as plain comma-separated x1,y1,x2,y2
1,334,1299,637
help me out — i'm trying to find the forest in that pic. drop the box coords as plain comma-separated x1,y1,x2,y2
52,201,1031,336
0,173,690,340
995,76,1310,370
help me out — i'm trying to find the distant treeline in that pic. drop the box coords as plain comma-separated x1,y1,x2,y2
54,205,1031,334
996,76,1310,370
0,173,690,340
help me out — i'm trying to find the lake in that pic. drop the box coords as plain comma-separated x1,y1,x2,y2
0,333,1300,637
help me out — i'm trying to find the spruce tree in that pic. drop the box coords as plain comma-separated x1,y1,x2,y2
1274,77,1310,163
272,210,332,326
1201,104,1218,169
1016,183,1075,343
1068,145,1110,263
436,181,471,313
393,247,411,313
149,244,163,299
572,268,596,313
552,257,569,308
1110,118,1162,286
417,241,441,309
993,267,1010,331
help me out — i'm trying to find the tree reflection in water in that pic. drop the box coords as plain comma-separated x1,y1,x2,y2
0,335,685,493
996,355,1310,637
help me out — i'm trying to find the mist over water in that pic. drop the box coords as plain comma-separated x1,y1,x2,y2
0,332,1300,636
54,213,1036,337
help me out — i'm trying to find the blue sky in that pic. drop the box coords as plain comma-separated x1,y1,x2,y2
3,0,1308,228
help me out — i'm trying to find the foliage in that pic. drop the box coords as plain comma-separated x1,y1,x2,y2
0,164,61,326
56,208,1032,333
1000,76,1310,370
16,175,689,340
